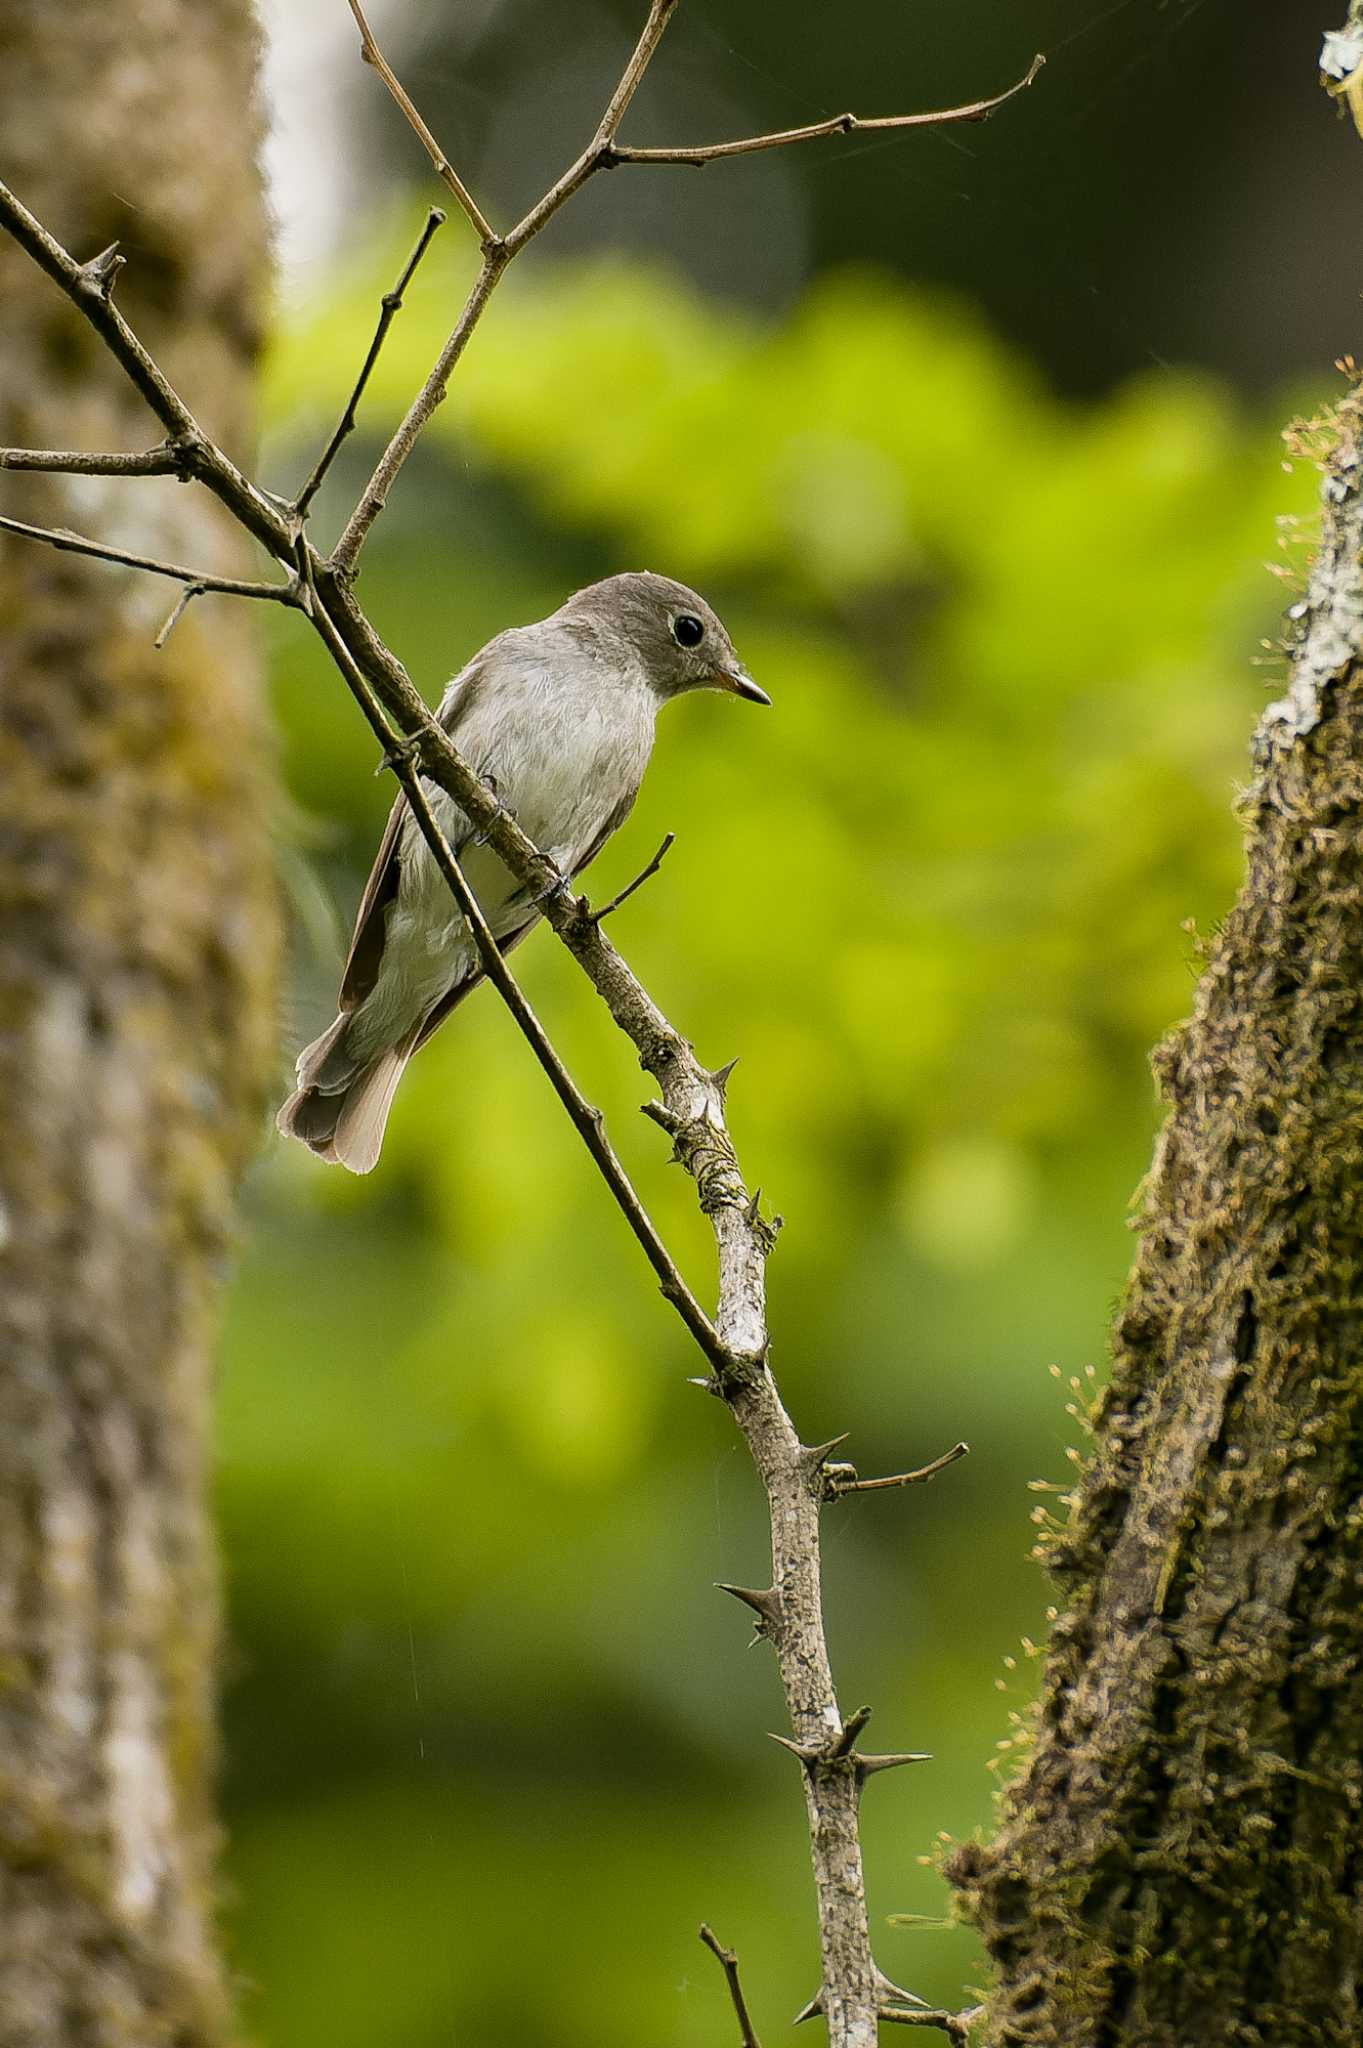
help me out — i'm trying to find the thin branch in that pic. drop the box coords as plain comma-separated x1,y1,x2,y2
0,512,299,606
346,0,496,246
588,831,675,921
0,439,188,476
609,55,1045,166
699,1925,764,2048
830,1442,971,1496
879,2006,983,2042
295,207,446,518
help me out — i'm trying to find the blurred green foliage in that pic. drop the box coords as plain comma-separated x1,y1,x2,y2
221,228,1318,2044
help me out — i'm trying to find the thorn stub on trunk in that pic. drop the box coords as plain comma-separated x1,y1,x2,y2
833,1704,873,1756
709,1056,739,1098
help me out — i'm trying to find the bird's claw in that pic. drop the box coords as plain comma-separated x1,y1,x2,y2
472,796,516,847
534,862,572,906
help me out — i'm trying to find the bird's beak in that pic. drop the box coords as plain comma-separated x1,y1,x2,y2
710,660,771,706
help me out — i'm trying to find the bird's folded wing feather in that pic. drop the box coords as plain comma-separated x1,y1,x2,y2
337,657,490,1012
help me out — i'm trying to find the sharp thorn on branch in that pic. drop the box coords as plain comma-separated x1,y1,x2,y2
799,1434,851,1482
709,1056,739,1098
81,241,124,297
769,1731,822,1764
716,1582,782,1629
792,1989,826,2026
874,1965,930,2013
856,1750,933,1778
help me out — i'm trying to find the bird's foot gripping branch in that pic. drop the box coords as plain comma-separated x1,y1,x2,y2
0,5,1040,2038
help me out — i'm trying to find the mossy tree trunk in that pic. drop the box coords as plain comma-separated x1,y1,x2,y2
949,392,1363,2043
0,4,277,2041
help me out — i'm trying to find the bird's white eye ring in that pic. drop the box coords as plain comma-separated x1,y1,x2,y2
672,612,704,649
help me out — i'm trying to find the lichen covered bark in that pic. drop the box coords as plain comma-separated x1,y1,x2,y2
0,3,276,2041
948,390,1363,2044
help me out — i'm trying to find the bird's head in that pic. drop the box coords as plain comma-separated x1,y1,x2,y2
562,570,770,707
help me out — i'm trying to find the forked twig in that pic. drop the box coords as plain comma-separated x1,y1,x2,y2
328,0,1041,574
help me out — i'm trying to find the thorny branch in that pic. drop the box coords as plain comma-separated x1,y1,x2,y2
0,10,1039,2041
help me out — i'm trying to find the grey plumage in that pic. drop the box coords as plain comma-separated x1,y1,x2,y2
278,571,766,1173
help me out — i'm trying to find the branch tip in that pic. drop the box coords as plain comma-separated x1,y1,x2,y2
699,1924,764,2048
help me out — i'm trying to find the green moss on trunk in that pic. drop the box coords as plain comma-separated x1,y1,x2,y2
949,391,1363,2045
0,4,277,2041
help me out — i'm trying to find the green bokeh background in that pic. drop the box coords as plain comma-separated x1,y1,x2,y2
220,218,1323,2039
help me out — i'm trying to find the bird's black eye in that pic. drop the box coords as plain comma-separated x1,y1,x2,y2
672,612,704,649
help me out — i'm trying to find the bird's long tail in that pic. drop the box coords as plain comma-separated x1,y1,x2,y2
276,1012,421,1175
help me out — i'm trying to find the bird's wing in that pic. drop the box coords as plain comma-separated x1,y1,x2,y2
338,789,408,1012
573,787,640,881
337,657,491,1012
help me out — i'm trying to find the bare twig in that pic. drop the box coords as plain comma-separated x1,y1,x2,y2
326,1,1039,574
699,1924,764,2048
589,831,675,921
0,511,298,606
346,0,496,245
830,1442,971,1496
879,2005,983,2041
0,439,189,476
609,55,1044,166
295,206,446,518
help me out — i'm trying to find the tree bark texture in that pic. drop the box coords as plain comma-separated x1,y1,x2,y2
0,5,276,2042
949,389,1363,2044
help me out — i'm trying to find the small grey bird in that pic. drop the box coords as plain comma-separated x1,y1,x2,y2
278,571,768,1173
